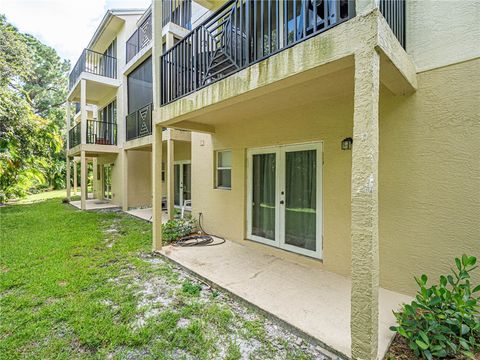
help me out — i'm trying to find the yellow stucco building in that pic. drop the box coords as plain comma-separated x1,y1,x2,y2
66,1,480,359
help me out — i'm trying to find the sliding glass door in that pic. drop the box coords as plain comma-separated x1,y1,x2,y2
247,142,323,259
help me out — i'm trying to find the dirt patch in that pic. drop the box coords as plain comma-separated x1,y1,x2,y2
102,218,121,248
103,253,335,359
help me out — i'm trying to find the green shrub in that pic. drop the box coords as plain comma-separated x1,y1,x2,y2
391,255,480,359
161,217,197,244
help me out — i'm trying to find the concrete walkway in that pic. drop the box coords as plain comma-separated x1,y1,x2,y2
70,198,120,211
126,207,169,223
160,239,411,359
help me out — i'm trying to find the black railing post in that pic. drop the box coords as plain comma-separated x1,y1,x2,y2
380,0,405,48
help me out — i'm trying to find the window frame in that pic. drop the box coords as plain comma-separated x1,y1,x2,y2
215,150,232,190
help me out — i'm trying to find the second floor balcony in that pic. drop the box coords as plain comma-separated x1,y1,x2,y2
160,0,356,105
160,0,406,105
163,0,192,30
126,14,153,63
68,120,117,149
126,103,153,141
69,49,117,90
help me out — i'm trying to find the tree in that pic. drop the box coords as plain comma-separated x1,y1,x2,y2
0,15,68,202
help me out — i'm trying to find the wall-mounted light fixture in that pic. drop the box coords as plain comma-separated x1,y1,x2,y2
341,137,353,150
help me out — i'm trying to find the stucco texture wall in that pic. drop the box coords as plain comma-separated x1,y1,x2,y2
190,58,479,295
128,150,152,208
406,0,480,71
379,58,480,294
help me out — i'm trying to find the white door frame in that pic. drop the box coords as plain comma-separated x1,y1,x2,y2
247,141,323,259
246,147,281,248
174,160,191,210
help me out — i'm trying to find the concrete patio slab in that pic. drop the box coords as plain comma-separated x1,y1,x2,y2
70,199,120,211
126,208,169,223
160,239,411,359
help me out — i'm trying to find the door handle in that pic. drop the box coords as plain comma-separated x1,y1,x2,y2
280,200,284,205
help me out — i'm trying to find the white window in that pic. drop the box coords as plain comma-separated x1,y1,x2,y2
216,150,232,189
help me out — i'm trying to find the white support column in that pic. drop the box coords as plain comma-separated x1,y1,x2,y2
152,0,163,251
152,124,163,251
73,161,78,195
92,158,98,199
66,101,71,147
66,157,71,200
350,48,381,360
80,151,87,210
80,79,87,144
167,139,175,220
66,102,71,200
122,150,129,211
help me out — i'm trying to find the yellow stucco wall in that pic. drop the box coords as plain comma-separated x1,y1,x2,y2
379,58,480,294
127,150,152,208
406,0,480,72
190,58,480,295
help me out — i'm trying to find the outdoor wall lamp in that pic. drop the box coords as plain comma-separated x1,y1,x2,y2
341,137,353,150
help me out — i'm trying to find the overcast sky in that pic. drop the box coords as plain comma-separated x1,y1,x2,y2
1,0,151,66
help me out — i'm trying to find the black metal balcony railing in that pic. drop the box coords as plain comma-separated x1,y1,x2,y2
380,0,405,48
126,14,153,63
161,0,355,105
126,103,153,141
69,49,117,90
69,123,81,149
163,0,192,29
86,120,117,145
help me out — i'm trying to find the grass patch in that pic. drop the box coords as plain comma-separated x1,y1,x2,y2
13,189,67,204
0,197,325,359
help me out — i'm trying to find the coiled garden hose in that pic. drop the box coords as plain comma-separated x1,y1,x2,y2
173,213,226,247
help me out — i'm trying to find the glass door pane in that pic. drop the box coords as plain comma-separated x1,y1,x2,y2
174,164,180,206
251,153,276,241
103,165,112,200
182,163,191,204
284,149,316,251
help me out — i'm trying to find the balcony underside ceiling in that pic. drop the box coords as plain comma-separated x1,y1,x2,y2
167,60,355,132
194,0,228,11
68,144,120,158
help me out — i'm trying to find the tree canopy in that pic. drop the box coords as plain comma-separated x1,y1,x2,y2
0,15,69,202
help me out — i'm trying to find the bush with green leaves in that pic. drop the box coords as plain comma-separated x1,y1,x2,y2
161,217,197,244
391,255,480,359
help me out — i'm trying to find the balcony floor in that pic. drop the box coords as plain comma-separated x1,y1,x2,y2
160,239,411,359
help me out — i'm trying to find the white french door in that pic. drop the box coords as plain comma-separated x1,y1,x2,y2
174,161,191,209
103,164,112,200
247,142,323,259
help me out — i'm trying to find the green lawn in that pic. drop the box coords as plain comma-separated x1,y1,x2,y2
0,197,323,359
15,189,67,204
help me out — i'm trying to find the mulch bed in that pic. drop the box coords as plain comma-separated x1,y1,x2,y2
385,334,480,360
